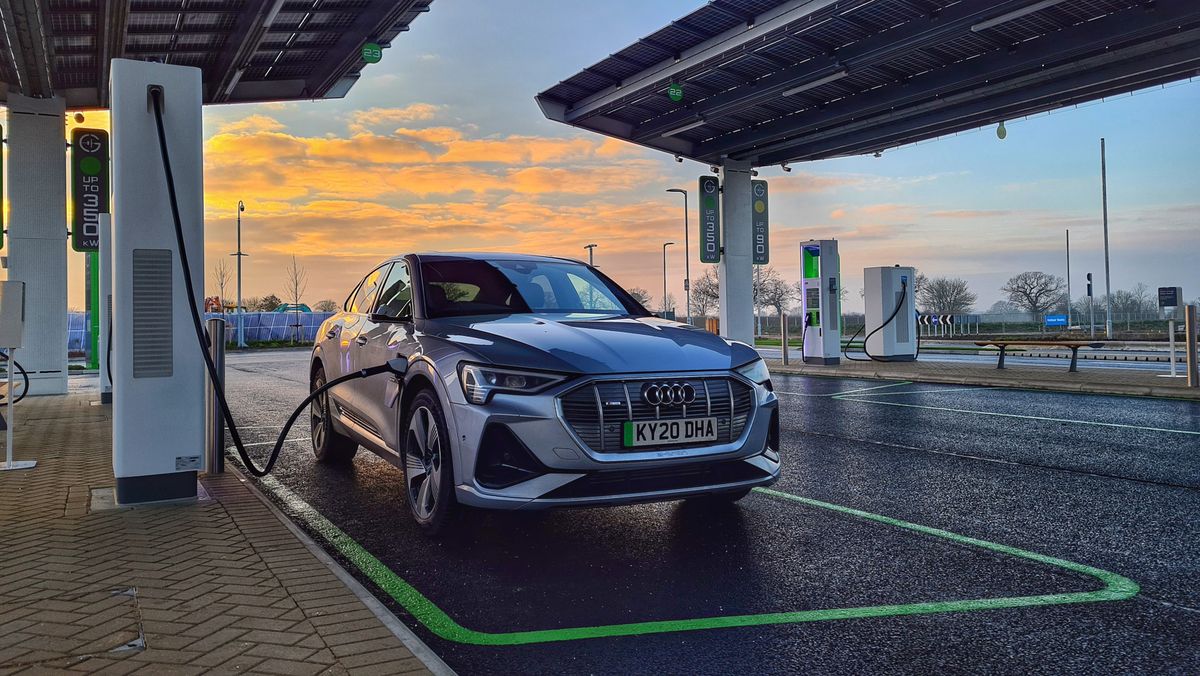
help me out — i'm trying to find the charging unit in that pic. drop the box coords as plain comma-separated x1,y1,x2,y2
799,240,841,364
1,280,35,471
99,214,113,404
863,266,917,361
110,59,205,504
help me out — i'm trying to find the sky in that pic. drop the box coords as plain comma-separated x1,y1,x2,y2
14,0,1200,313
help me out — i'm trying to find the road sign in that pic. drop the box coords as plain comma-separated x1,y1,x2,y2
751,179,768,265
361,42,383,63
1158,286,1182,308
698,175,720,263
71,129,109,252
1045,314,1068,327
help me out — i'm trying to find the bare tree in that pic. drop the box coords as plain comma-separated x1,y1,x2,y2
918,277,977,314
285,255,308,344
691,267,720,317
627,287,653,308
760,276,794,319
661,293,677,315
212,259,232,312
1001,271,1066,315
313,299,338,313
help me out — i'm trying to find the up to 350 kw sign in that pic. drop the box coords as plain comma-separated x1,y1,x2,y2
696,175,769,264
71,129,109,252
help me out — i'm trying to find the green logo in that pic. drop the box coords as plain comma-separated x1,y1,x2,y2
362,42,383,64
79,156,102,176
667,83,683,102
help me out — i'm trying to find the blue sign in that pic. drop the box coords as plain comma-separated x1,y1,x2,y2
1044,314,1068,327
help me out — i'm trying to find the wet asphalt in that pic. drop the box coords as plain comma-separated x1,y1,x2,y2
221,349,1200,675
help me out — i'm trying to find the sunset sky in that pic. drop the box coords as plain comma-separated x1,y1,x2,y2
32,0,1200,312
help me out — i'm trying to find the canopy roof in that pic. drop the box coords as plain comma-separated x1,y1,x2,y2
0,0,433,108
536,0,1200,166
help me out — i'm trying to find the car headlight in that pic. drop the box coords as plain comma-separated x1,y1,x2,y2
458,363,568,404
735,358,771,386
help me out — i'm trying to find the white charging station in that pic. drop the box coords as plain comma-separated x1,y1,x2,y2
110,59,205,504
863,265,918,361
1,280,35,471
799,240,841,364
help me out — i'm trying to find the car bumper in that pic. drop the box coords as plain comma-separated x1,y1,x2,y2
446,371,780,510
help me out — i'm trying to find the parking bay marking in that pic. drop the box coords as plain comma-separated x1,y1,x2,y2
257,475,1139,646
834,397,1200,436
775,381,913,397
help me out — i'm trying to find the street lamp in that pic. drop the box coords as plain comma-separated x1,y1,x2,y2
662,241,676,317
584,243,597,266
231,201,248,348
666,188,691,326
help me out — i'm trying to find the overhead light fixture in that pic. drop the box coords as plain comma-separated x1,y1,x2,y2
224,67,245,97
780,161,791,173
970,0,1069,32
782,70,848,97
661,118,707,138
709,165,720,174
674,154,683,163
874,151,882,158
996,120,1007,140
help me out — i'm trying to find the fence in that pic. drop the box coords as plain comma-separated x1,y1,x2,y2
69,311,336,358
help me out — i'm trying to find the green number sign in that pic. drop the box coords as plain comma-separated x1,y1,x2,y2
668,83,683,102
362,42,383,64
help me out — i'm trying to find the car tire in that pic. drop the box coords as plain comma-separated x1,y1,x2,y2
404,389,456,535
310,365,358,464
686,488,751,505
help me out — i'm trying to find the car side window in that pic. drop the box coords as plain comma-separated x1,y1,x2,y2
348,265,389,314
374,262,413,319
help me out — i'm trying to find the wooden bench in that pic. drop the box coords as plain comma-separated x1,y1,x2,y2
974,340,1105,372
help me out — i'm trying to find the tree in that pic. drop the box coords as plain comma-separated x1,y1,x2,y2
314,299,338,312
1109,283,1154,315
917,277,977,314
284,256,308,343
661,293,676,315
627,287,652,308
987,299,1017,314
1001,271,1066,315
760,276,793,318
691,267,720,317
255,294,282,311
212,259,232,311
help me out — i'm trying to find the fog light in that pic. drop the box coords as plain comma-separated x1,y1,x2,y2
475,424,547,489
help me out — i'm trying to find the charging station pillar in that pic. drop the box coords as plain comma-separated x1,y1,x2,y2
863,266,917,361
718,160,755,346
4,94,68,396
111,59,205,504
799,240,841,364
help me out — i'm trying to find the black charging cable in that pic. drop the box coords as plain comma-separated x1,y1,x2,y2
844,280,908,363
800,313,812,362
0,351,28,405
149,88,402,477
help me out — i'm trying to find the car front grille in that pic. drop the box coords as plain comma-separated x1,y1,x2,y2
559,376,754,453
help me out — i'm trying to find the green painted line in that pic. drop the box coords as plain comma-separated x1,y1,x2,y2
835,396,1200,436
256,476,1138,646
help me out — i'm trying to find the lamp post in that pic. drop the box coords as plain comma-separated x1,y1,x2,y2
662,241,675,318
232,201,248,348
666,188,691,326
1100,138,1113,338
584,243,597,266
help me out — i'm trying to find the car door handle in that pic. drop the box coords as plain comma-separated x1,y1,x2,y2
355,335,369,346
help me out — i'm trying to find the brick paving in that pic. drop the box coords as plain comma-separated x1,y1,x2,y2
0,395,437,674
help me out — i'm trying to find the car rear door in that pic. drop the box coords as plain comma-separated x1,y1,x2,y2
329,264,388,422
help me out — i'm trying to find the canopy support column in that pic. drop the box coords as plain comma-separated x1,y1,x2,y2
718,160,755,347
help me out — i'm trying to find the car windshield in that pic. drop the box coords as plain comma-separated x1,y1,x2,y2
420,258,649,319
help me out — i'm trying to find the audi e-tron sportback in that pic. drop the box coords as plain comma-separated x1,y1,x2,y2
310,253,780,533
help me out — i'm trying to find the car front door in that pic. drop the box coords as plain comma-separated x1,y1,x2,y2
352,260,418,450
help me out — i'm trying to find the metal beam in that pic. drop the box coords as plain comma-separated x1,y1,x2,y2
305,0,422,98
0,0,54,97
98,0,130,105
210,0,279,103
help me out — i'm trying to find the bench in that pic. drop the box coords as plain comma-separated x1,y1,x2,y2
974,340,1105,372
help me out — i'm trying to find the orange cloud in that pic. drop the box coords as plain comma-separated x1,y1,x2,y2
347,104,443,133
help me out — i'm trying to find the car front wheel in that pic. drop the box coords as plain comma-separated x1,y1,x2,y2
404,389,456,535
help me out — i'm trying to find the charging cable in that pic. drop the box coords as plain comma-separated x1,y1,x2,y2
0,352,28,405
800,313,813,362
843,280,908,363
149,88,403,477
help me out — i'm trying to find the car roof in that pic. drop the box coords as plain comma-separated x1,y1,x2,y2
384,252,584,265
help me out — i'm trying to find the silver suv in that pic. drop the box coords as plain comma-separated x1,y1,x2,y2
310,253,780,533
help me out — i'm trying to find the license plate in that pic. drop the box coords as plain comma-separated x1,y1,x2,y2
622,417,718,448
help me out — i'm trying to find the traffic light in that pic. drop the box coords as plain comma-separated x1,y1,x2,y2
1086,272,1093,298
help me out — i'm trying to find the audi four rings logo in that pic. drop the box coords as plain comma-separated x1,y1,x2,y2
641,382,696,406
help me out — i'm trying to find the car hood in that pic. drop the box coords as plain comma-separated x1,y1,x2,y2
421,314,758,374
